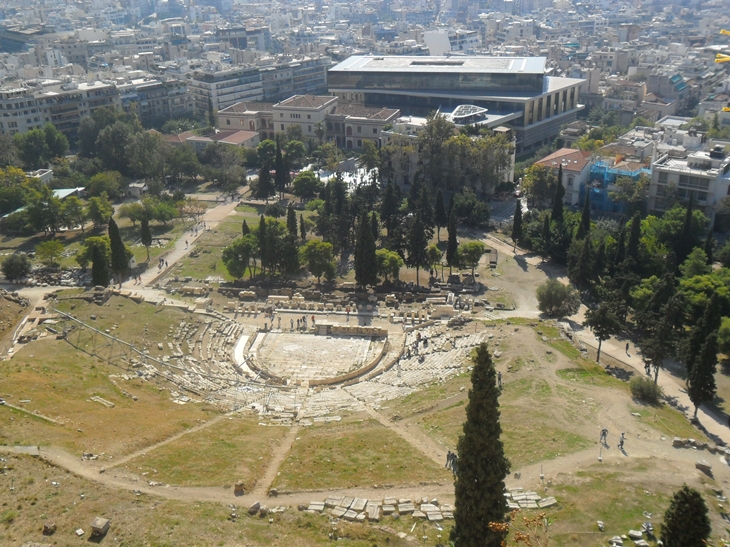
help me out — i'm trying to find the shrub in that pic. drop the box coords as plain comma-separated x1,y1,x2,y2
630,375,664,406
536,278,580,317
264,202,285,218
2,253,31,281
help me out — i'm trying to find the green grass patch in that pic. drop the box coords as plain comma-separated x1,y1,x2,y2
548,339,581,359
630,405,708,441
272,419,451,491
112,416,289,489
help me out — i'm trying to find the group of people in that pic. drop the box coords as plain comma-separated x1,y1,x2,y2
157,257,169,270
404,332,428,360
600,427,626,451
445,451,459,476
290,315,317,331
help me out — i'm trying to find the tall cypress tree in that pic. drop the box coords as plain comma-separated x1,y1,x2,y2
511,198,522,251
678,194,695,263
241,219,249,236
660,486,711,547
257,215,267,275
274,137,287,200
688,332,718,417
576,191,591,239
704,232,714,265
299,213,306,242
446,209,458,274
140,216,152,262
354,213,377,287
451,343,510,547
91,243,110,287
286,203,297,236
594,238,606,279
434,189,447,242
575,234,593,291
541,214,551,258
612,227,626,272
257,163,274,202
625,212,641,263
380,181,399,238
683,294,721,375
406,211,429,286
108,218,127,286
370,212,379,244
551,165,565,223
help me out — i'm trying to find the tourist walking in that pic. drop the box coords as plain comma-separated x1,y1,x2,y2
618,432,625,451
600,427,608,445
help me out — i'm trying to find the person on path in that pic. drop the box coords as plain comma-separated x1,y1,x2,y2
185,240,188,248
445,451,452,469
291,318,294,331
626,342,630,354
497,371,503,390
600,427,608,445
618,432,625,450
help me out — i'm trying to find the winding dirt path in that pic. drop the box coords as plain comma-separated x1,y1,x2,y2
252,425,300,496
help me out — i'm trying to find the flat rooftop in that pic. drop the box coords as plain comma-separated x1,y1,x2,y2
329,55,547,75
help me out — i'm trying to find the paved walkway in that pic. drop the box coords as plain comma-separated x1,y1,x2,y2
121,198,240,289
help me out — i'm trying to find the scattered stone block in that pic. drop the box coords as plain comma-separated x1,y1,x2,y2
234,481,245,495
442,511,454,519
90,517,109,536
343,510,358,521
75,529,85,537
412,510,427,519
382,504,396,515
350,498,367,512
307,502,325,513
608,536,623,546
538,497,557,508
324,496,343,508
696,460,713,474
366,505,381,521
398,502,416,513
627,530,643,540
248,502,261,515
42,522,56,535
384,497,397,506
672,437,684,447
420,503,439,513
356,512,366,521
339,496,354,508
331,507,347,518
427,512,444,521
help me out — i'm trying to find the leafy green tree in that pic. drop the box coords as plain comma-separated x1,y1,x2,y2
704,233,714,265
13,128,49,169
719,316,730,356
2,253,31,281
257,215,267,274
354,214,378,287
108,218,128,286
61,195,87,232
26,185,63,235
292,171,321,200
717,239,730,267
140,217,152,261
451,343,510,547
521,163,553,205
660,486,711,547
35,239,64,267
457,241,486,278
541,215,551,258
86,193,114,229
87,171,123,199
511,199,523,251
96,121,134,174
127,131,166,179
625,212,642,264
284,140,307,169
680,247,711,278
257,140,276,165
682,294,721,376
452,188,489,228
576,191,591,239
77,116,99,159
687,332,719,417
376,248,403,282
609,174,648,216
300,239,335,283
426,244,443,276
359,140,380,172
43,123,69,159
447,210,458,273
568,234,593,290
166,145,201,184
75,236,110,269
406,211,429,286
536,279,580,317
222,235,257,279
584,303,622,363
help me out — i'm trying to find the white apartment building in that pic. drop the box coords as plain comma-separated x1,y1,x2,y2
189,66,264,117
649,146,730,224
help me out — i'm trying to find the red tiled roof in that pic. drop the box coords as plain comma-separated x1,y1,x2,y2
535,148,592,172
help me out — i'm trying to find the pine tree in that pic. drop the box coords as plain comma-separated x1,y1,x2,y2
140,216,152,262
584,301,622,363
446,209,458,274
286,204,297,236
704,232,714,265
574,234,592,291
380,181,399,238
242,219,249,237
576,191,591,239
594,238,606,279
91,243,110,287
434,189,447,242
371,212,379,243
660,486,711,547
625,212,641,263
258,215,267,275
108,218,127,286
299,213,306,242
688,332,718,417
511,199,522,252
451,343,510,547
406,211,429,286
354,214,377,288
551,165,565,223
678,194,695,263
